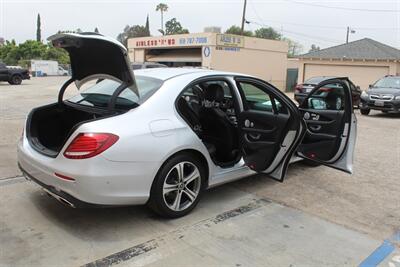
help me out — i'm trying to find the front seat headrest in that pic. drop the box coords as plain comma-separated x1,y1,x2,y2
204,84,225,102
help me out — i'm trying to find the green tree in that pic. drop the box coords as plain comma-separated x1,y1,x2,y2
225,25,253,37
0,39,70,66
309,44,320,53
165,18,189,35
255,27,281,40
156,3,168,35
117,25,150,47
282,37,303,57
36,14,41,42
145,15,150,36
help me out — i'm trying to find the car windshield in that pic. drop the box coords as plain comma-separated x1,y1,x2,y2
68,75,163,110
373,77,400,89
305,76,336,85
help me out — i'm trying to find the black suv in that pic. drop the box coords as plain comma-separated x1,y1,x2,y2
0,62,30,85
360,75,400,115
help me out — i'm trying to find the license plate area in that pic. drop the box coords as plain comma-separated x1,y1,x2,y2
374,100,384,106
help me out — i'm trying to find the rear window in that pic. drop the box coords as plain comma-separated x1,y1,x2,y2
67,75,163,110
305,76,336,85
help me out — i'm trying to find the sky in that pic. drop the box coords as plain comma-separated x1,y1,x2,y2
1,0,400,53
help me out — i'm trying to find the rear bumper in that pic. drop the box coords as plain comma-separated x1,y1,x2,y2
360,99,400,112
17,137,160,207
19,163,100,208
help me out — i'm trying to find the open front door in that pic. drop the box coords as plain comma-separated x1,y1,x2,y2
297,78,357,173
235,77,305,181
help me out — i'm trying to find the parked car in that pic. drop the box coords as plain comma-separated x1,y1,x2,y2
132,62,167,70
295,76,361,108
0,62,30,85
18,33,357,218
360,75,400,115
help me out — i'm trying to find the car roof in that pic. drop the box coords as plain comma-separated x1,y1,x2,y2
134,67,249,81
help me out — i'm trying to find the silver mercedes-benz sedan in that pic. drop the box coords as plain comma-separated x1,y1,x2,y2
18,33,357,218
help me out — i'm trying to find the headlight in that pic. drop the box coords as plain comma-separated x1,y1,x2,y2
361,91,368,98
395,96,400,100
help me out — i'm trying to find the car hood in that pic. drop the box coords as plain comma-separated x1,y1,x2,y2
48,33,137,93
367,87,400,95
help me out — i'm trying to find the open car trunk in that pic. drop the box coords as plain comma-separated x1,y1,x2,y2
26,103,108,157
25,33,138,157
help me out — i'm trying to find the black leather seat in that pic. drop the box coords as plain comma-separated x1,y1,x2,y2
199,84,239,162
177,97,216,156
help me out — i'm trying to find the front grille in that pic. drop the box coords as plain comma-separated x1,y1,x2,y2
370,94,394,101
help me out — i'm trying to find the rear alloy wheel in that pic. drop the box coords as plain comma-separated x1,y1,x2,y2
9,75,22,85
360,108,370,115
148,154,205,218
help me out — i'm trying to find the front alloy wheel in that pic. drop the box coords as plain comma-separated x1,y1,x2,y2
163,162,201,212
148,153,205,218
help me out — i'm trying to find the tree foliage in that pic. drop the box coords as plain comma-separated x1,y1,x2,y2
225,25,253,37
0,39,70,66
309,44,320,53
36,14,41,42
145,15,150,36
165,18,189,35
156,3,168,35
282,37,303,57
117,25,150,47
255,27,281,40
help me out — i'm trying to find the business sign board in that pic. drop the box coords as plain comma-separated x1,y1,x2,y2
133,36,209,48
216,34,244,48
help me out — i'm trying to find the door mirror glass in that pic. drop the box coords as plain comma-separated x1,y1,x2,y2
305,83,344,111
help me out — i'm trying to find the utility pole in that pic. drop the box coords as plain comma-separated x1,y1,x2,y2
346,26,355,43
241,0,247,35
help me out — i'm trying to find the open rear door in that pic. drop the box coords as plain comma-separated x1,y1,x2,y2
235,77,306,181
297,78,357,173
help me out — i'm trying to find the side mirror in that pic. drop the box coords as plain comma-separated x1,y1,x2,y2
368,84,373,88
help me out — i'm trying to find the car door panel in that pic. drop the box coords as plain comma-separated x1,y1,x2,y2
297,78,356,173
235,77,305,181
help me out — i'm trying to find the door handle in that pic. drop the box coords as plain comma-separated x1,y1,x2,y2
309,125,322,131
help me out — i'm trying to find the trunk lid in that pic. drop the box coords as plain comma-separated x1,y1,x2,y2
48,32,137,94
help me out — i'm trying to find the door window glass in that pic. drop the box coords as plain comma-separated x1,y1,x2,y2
238,82,287,114
306,83,344,110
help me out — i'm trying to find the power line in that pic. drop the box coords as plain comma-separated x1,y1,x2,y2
287,0,400,13
249,0,400,30
249,20,343,44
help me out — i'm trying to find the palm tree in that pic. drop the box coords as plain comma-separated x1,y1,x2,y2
156,3,168,35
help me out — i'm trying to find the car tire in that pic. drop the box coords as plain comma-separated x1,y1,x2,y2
148,153,206,218
9,75,22,85
360,108,370,115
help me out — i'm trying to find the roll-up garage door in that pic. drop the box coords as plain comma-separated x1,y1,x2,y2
304,64,389,89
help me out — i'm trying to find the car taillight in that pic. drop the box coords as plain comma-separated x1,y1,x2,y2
319,87,332,92
64,133,119,159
